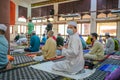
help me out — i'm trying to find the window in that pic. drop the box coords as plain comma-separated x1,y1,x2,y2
65,24,68,35
37,20,42,22
42,19,47,22
97,22,117,36
18,25,20,33
77,24,81,34
35,25,41,35
41,25,46,34
66,17,73,21
82,14,91,19
58,24,65,35
107,13,117,18
18,17,26,22
97,13,106,18
32,20,36,23
82,23,90,35
18,25,27,34
48,18,54,22
59,17,65,21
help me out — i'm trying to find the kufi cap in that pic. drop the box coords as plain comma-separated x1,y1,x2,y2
67,21,77,27
0,24,7,31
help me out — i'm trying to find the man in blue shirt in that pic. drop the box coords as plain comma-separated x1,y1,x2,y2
41,34,47,45
79,35,87,49
24,31,40,52
0,24,9,70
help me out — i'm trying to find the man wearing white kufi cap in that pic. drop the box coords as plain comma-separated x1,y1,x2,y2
0,24,11,70
104,32,115,54
52,21,84,74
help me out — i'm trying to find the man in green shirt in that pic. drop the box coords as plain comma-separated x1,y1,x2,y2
27,19,34,35
56,33,64,56
56,33,64,47
27,19,34,46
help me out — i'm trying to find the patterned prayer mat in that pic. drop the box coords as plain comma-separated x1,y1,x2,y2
11,55,34,65
84,58,120,80
0,66,58,80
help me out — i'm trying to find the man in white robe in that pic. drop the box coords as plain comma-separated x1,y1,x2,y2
52,21,85,74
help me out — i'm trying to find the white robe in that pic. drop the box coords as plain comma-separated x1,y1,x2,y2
52,33,84,74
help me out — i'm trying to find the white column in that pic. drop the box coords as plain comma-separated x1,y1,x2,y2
90,0,97,33
117,22,120,39
27,4,31,18
117,0,120,39
15,5,19,23
53,3,58,36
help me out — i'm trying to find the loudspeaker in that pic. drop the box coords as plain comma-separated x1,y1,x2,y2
50,9,54,15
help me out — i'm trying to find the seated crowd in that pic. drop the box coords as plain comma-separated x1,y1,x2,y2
0,21,120,75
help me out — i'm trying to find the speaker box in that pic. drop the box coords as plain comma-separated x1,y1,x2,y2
50,9,54,15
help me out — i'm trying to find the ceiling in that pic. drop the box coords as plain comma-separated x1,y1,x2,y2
30,0,48,3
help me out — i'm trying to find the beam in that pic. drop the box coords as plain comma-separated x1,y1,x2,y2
31,0,68,7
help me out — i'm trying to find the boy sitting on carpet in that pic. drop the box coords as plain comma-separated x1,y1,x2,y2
0,24,12,70
84,33,104,60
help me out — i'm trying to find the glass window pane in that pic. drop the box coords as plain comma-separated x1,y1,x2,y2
58,24,65,35
77,24,81,34
41,25,46,34
37,20,42,22
24,26,26,33
82,23,90,35
21,25,24,33
18,17,26,22
35,25,41,35
32,20,36,23
107,13,117,18
18,25,20,33
66,17,73,21
65,24,68,35
59,17,65,21
97,22,117,36
82,14,91,19
43,19,47,22
97,13,106,18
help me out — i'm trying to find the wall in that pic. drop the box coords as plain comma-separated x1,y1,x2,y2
10,0,31,41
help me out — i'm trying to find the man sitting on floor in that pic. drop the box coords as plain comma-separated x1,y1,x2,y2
41,34,47,45
84,33,104,60
56,33,64,56
24,31,40,52
104,33,115,54
33,30,56,61
42,30,56,59
52,21,84,74
0,24,12,70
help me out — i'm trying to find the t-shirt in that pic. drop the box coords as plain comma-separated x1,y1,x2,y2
27,22,34,34
46,23,52,32
56,36,64,46
29,35,40,52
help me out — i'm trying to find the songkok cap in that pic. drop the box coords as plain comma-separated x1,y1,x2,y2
67,21,77,27
0,24,7,31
